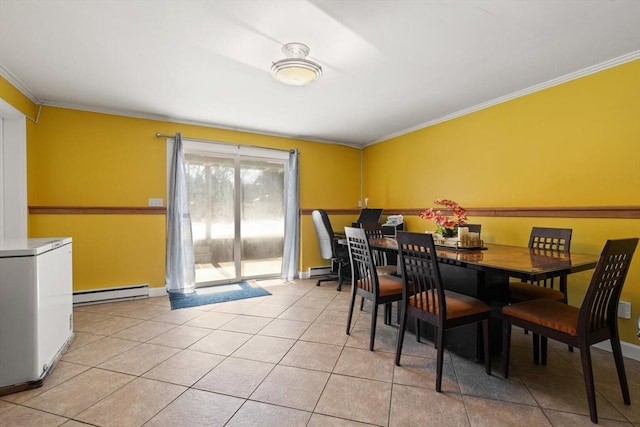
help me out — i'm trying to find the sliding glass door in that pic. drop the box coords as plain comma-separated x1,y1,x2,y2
238,158,285,278
184,147,285,286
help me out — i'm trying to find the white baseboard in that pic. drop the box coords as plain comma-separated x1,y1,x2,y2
73,284,148,305
594,340,640,362
299,271,310,279
149,286,168,298
306,266,331,279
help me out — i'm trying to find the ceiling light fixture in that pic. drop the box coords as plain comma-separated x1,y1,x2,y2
271,42,322,86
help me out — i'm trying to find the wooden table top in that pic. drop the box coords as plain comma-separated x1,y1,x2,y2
369,238,599,280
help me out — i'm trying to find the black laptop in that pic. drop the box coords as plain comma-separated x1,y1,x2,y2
353,208,383,226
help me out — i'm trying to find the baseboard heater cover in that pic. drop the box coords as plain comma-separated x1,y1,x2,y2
73,284,149,305
308,266,331,278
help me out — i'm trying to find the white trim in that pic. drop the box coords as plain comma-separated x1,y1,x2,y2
594,340,640,362
2,50,636,150
0,63,354,146
46,101,358,148
0,98,26,119
0,99,27,239
300,266,331,279
309,266,331,277
73,284,149,305
367,51,640,147
149,286,168,298
0,64,40,104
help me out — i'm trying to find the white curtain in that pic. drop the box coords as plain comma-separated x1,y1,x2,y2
166,132,196,294
281,149,299,280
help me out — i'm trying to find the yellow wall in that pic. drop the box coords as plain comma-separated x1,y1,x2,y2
30,214,166,291
363,60,640,343
0,79,361,291
27,108,361,290
364,60,640,208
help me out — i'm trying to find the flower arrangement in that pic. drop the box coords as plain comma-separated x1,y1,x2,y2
419,199,468,237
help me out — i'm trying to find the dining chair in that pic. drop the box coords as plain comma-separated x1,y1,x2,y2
509,227,574,360
394,231,491,392
344,226,403,351
311,209,350,291
509,227,573,303
502,237,638,424
361,222,398,276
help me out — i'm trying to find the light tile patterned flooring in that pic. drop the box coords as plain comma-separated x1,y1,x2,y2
1,278,639,426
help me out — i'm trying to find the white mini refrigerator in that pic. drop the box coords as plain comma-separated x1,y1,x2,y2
0,237,74,393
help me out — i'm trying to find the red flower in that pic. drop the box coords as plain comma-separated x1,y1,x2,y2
419,199,468,232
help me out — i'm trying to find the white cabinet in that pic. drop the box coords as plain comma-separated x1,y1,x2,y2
0,238,73,393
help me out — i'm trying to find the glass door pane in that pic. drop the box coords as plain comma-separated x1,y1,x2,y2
240,158,284,277
185,154,238,284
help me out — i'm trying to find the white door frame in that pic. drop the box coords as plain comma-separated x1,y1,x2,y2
0,98,27,240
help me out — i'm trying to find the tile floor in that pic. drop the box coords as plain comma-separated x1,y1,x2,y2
1,278,639,426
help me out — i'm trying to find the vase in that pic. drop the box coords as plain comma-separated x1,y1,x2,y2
441,228,457,238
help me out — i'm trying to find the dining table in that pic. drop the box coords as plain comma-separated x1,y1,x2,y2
366,237,601,360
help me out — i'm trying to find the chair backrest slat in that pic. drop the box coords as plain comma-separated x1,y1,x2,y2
361,222,389,267
397,231,446,318
345,227,379,295
529,227,572,253
578,238,638,336
526,227,573,289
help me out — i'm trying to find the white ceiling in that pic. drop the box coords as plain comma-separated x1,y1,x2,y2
1,0,639,147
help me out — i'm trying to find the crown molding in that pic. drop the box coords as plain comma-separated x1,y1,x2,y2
3,50,637,150
367,51,640,147
0,64,40,104
37,100,359,149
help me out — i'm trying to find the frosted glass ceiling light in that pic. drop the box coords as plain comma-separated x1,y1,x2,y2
271,42,322,86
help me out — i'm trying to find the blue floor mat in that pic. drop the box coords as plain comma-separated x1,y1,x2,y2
168,281,271,310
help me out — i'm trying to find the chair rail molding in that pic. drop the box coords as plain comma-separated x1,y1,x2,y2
301,206,639,219
29,206,166,215
29,205,640,219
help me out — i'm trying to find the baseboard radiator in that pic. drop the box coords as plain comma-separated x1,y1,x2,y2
73,284,149,305
307,266,331,278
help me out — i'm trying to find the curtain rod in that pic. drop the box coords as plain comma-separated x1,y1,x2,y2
155,132,294,153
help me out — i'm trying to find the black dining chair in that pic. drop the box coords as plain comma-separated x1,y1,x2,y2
361,222,398,277
344,226,403,351
502,237,638,424
509,227,573,303
311,209,350,291
395,231,491,392
508,227,573,361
